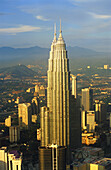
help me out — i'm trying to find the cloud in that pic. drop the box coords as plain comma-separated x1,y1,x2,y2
0,25,41,34
89,12,111,19
0,13,5,16
36,15,50,21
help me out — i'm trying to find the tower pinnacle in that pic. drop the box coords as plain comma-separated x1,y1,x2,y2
53,23,57,42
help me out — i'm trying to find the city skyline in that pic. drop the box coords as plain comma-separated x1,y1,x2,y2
0,0,111,52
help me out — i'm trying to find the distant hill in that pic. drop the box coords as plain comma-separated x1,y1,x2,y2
0,64,37,78
0,46,110,68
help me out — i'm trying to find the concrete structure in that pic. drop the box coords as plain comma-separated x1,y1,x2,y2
8,150,22,170
70,95,81,150
81,111,87,130
0,147,22,170
18,103,32,129
47,22,70,147
87,111,95,132
39,23,71,169
35,84,40,93
72,75,77,99
0,147,8,170
32,114,37,123
9,126,20,143
40,106,50,147
82,88,93,111
37,128,41,141
32,96,39,115
104,64,109,69
82,133,98,145
5,116,11,127
39,144,66,170
95,100,107,123
90,158,111,170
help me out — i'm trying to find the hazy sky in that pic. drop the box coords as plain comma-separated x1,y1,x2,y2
0,0,111,52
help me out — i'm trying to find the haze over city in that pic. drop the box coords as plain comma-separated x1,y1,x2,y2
1,1,111,170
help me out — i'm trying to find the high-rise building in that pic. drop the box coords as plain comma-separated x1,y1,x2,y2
81,88,93,111
18,103,32,129
95,100,107,123
32,96,39,114
9,126,20,143
72,75,77,98
39,22,70,169
47,22,70,147
0,147,8,170
87,111,95,132
39,144,66,170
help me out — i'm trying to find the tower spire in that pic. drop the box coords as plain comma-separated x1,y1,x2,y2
53,23,57,42
60,18,62,33
58,18,63,39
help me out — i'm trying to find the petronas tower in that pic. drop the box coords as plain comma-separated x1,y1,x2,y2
39,22,70,170
47,22,70,147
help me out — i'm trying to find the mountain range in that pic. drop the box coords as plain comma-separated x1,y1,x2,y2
0,46,110,69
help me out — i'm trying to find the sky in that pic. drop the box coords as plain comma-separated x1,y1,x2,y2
0,0,111,52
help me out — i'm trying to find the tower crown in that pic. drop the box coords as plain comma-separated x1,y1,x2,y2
56,19,65,49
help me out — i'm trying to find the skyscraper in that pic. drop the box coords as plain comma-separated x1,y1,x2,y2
72,75,77,99
39,22,70,170
47,22,70,147
81,88,93,111
18,103,32,129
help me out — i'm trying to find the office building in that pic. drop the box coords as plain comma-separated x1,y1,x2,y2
95,100,107,123
47,22,70,147
82,88,93,111
87,111,95,132
18,103,32,129
0,147,8,170
70,95,81,149
72,75,77,98
0,147,22,170
39,144,66,170
81,110,87,130
5,116,11,127
39,22,70,169
40,106,50,147
90,158,111,170
32,96,39,114
9,126,20,143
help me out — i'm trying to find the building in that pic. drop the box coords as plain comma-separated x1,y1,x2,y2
18,103,32,129
8,150,22,170
39,144,66,170
72,75,77,99
70,95,81,149
32,96,39,114
40,106,50,147
9,126,20,143
47,22,70,148
81,110,87,130
82,132,98,145
0,147,22,170
82,88,93,111
32,114,37,123
104,64,109,69
90,158,111,170
5,116,11,127
95,100,107,123
0,147,8,170
39,22,70,169
87,111,95,132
